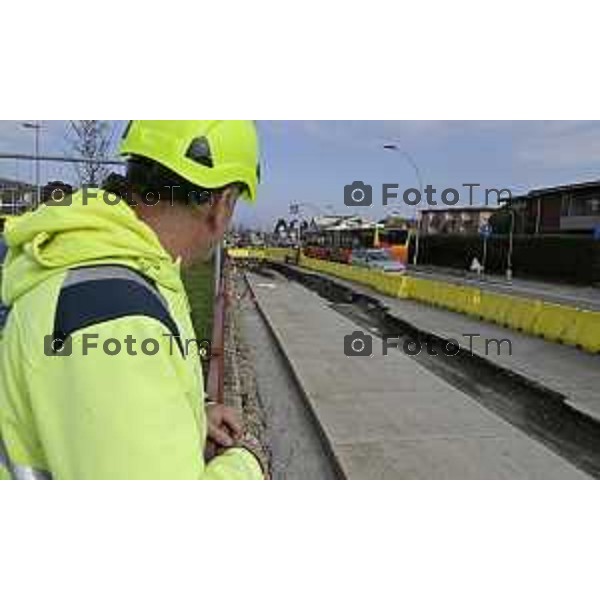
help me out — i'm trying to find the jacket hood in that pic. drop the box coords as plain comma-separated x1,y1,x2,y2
2,188,184,305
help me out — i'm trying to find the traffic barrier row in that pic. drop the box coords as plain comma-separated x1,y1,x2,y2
227,248,267,260
227,249,600,353
299,256,411,298
264,248,294,263
228,247,297,262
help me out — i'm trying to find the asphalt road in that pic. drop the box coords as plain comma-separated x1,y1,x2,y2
410,265,600,311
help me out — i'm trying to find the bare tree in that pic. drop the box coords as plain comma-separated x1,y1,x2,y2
67,120,114,186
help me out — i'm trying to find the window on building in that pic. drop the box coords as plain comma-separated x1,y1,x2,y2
569,191,600,216
587,198,600,214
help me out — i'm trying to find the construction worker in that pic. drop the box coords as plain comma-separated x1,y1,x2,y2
0,120,266,479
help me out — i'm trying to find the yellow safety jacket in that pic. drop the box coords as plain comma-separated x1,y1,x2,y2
0,189,262,479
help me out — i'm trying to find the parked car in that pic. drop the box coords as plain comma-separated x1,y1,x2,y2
350,248,406,273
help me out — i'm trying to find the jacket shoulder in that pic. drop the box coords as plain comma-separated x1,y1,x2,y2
50,265,182,353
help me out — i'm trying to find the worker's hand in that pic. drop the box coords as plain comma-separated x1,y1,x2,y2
205,403,243,449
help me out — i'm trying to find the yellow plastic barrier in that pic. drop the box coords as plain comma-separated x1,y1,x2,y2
250,253,600,354
264,248,294,263
372,272,388,294
228,247,267,260
227,248,250,258
456,286,478,315
472,292,512,326
533,303,580,343
410,279,436,306
395,277,411,299
375,274,390,295
462,288,482,318
432,282,452,309
380,274,403,296
420,280,440,307
503,297,541,335
568,311,600,353
434,282,457,311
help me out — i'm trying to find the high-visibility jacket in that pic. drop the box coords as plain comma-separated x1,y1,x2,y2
0,188,263,480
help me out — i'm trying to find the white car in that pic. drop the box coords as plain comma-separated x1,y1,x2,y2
350,249,406,273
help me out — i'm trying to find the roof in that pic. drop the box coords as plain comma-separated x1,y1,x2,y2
309,215,381,231
528,179,600,197
419,205,498,214
507,179,600,204
0,177,34,190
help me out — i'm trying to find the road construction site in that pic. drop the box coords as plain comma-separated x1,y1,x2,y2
225,255,600,479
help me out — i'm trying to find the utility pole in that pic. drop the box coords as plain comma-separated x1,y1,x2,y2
0,152,124,167
383,143,424,267
21,121,42,209
290,202,303,264
507,208,515,282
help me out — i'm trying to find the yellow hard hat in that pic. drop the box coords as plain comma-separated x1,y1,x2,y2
120,120,260,202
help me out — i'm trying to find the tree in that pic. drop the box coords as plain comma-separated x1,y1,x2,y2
489,207,512,235
67,121,114,186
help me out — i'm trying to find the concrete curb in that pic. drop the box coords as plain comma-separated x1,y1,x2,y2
244,272,348,480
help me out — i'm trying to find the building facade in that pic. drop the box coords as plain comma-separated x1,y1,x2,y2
511,180,600,235
419,206,497,235
0,177,36,216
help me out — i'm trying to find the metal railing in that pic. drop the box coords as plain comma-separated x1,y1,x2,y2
206,251,227,404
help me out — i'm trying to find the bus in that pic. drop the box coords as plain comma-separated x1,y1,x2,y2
304,223,412,265
378,227,412,264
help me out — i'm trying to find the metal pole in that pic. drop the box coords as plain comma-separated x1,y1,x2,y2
0,152,124,166
414,210,421,267
396,151,423,266
35,122,40,209
214,242,222,299
507,210,514,282
20,122,43,209
482,234,488,278
290,202,308,265
383,144,423,267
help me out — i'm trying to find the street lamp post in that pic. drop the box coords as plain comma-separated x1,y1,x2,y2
289,202,303,264
21,121,42,209
506,208,515,282
290,201,325,243
383,143,424,267
293,201,326,216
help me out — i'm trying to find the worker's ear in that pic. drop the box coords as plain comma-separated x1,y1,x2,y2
204,186,238,236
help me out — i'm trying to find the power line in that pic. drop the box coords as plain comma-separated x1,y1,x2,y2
0,152,124,166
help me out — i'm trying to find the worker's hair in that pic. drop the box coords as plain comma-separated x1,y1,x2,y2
103,156,241,207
